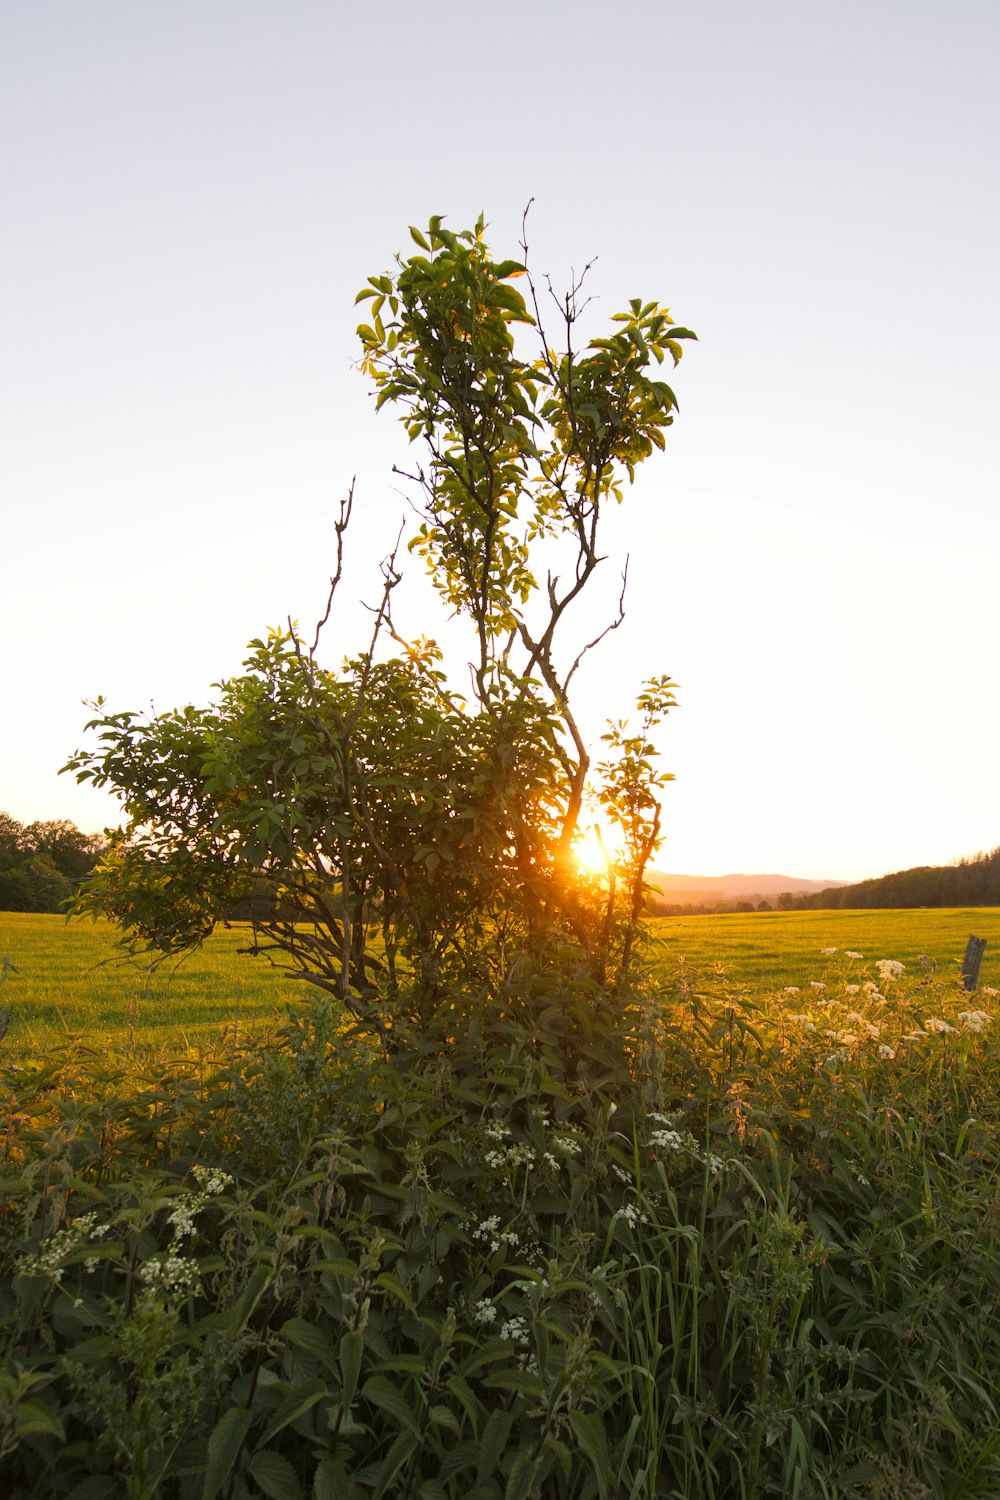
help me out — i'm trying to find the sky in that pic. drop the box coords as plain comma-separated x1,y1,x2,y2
3,0,998,883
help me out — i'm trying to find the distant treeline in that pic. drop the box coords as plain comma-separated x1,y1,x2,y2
0,813,107,913
647,847,1000,916
803,847,1000,910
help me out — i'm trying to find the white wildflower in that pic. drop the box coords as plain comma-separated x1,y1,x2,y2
877,1043,894,1059
957,1010,992,1033
981,987,999,999
499,1315,530,1346
844,984,860,995
784,986,801,995
192,1166,232,1195
474,1298,497,1325
138,1254,199,1297
877,959,905,982
542,1152,559,1170
923,1016,956,1035
820,947,838,956
810,981,827,991
845,951,863,960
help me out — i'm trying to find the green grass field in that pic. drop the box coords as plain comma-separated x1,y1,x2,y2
0,912,315,1052
649,905,1000,989
2,906,998,1053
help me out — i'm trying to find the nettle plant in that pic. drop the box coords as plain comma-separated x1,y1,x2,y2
67,214,694,1057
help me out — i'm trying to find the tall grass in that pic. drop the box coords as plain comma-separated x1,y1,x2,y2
2,942,1000,1496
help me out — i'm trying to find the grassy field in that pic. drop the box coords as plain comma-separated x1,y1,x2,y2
1,906,998,1053
649,904,1000,989
0,911,314,1051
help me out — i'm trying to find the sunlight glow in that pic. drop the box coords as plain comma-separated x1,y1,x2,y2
572,824,624,876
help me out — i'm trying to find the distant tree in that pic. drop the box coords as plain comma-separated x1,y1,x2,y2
776,892,795,911
756,899,772,912
734,900,754,913
0,813,106,912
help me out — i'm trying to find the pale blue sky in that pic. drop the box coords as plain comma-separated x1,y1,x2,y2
3,0,998,880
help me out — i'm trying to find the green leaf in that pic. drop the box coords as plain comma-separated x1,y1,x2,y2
340,1329,364,1405
313,1459,356,1500
504,1449,541,1500
372,1429,421,1500
281,1317,339,1375
362,1374,420,1435
477,1407,514,1484
260,1379,327,1445
409,226,431,250
249,1448,305,1500
202,1406,253,1500
568,1410,612,1497
65,1479,120,1500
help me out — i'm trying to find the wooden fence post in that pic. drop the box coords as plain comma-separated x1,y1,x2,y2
961,935,987,992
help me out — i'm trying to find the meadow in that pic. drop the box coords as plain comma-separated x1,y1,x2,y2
3,908,1000,1498
0,913,318,1052
2,908,997,1053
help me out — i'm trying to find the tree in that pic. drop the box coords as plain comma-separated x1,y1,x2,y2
66,214,695,1056
0,812,105,913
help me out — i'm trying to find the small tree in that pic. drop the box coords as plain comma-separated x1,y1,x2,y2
66,214,694,1055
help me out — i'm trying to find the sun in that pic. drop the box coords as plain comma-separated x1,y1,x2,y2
572,824,624,877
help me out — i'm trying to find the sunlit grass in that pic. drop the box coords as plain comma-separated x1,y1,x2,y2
0,912,318,1054
648,905,1000,990
2,908,998,1055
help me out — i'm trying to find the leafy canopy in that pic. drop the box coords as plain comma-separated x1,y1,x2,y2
66,213,695,1060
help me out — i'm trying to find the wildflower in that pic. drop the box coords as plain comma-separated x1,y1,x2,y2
784,986,801,995
649,1127,686,1152
876,959,905,982
845,951,863,960
845,984,860,995
615,1201,649,1229
923,1016,956,1035
981,987,999,999
809,981,827,991
957,1010,992,1032
474,1298,497,1325
553,1136,582,1157
167,1202,198,1239
877,1043,894,1059
820,947,837,956
542,1152,559,1170
484,1123,511,1143
192,1166,232,1195
499,1315,530,1345
138,1254,199,1297
484,1150,506,1170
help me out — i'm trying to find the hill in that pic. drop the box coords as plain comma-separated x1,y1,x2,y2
647,871,844,905
798,847,1000,910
